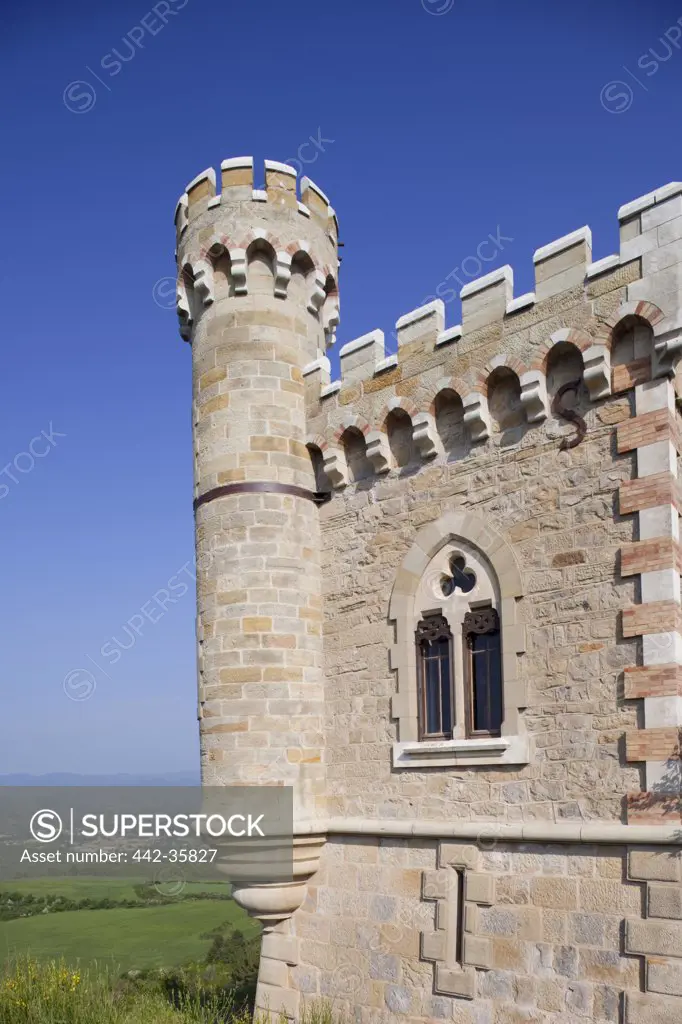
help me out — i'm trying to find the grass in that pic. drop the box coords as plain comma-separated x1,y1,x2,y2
0,957,344,1023
0,900,257,972
0,878,231,902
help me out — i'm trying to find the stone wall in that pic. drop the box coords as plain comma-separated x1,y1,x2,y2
272,836,681,1024
316,390,640,822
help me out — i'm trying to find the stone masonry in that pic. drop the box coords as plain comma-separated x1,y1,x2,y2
174,161,682,1021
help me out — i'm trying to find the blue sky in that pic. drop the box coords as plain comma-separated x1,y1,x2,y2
1,0,681,775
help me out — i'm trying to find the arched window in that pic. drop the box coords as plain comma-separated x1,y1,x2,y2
413,549,503,743
389,511,528,768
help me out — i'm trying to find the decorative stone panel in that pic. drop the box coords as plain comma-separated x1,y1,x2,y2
420,842,489,999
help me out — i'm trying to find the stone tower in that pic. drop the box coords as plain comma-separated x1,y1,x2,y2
175,164,682,1023
174,157,339,1011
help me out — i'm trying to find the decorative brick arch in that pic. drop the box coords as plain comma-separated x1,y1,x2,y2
474,354,527,397
594,301,665,347
240,229,283,253
306,433,329,454
378,396,419,427
332,414,371,445
429,378,469,416
388,510,527,756
531,328,594,373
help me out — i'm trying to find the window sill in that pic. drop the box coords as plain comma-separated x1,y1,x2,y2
392,735,530,769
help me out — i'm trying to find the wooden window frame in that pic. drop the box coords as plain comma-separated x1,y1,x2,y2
463,606,502,739
415,614,454,741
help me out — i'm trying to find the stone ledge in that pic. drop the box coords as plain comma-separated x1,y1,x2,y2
392,734,530,769
316,817,682,845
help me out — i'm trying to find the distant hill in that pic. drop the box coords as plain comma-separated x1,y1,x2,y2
0,771,201,787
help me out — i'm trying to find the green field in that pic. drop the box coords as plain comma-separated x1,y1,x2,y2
0,878,256,972
0,877,231,902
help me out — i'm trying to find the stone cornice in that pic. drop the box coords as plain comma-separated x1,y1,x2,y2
293,817,682,846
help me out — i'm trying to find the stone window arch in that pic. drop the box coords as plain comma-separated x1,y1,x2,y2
389,511,529,768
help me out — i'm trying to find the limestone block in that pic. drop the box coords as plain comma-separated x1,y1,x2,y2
420,929,446,961
462,934,492,969
648,958,682,997
464,872,494,905
435,964,475,999
438,844,479,870
626,919,682,959
259,956,289,987
261,931,300,965
339,330,384,386
533,227,591,300
230,248,248,295
648,884,682,920
257,981,300,1019
422,869,450,901
626,991,682,1024
629,850,681,883
460,266,513,332
396,299,445,348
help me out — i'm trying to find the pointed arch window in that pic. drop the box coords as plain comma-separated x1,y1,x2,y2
390,512,529,769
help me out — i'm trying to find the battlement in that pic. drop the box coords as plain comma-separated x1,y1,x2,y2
174,156,338,244
304,180,682,488
174,157,340,348
311,182,682,392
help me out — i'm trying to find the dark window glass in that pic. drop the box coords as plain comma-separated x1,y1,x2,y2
464,607,502,737
416,616,453,740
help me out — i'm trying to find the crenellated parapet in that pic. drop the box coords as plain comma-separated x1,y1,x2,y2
174,157,339,349
305,181,682,487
